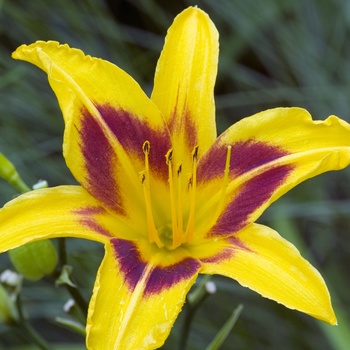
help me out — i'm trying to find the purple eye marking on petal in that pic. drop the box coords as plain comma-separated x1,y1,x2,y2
96,104,171,180
80,111,125,214
74,206,106,216
209,164,293,237
111,238,201,296
74,206,113,237
183,109,198,150
198,139,290,182
201,237,252,264
111,238,147,291
144,257,201,296
169,102,198,151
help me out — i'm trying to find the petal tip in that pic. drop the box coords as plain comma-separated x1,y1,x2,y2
12,41,58,60
325,311,337,326
308,301,337,326
177,6,215,27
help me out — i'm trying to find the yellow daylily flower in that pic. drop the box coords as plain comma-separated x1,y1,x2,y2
1,6,350,349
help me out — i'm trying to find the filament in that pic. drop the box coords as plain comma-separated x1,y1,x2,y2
184,146,198,243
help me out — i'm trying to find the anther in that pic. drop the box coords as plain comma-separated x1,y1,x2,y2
177,164,182,176
143,140,150,154
192,146,199,160
166,149,173,163
140,172,146,184
188,175,193,188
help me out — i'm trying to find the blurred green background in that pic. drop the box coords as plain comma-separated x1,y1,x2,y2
1,0,350,349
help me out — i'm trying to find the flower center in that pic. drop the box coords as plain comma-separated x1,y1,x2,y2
166,146,198,249
140,141,198,250
140,141,231,250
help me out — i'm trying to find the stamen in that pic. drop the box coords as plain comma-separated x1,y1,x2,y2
171,163,184,249
141,141,163,248
166,149,180,249
177,164,183,237
184,146,199,243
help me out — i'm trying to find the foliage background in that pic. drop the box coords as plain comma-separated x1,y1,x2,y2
1,0,350,349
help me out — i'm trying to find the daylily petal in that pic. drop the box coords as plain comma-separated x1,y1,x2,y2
151,7,219,161
87,238,201,349
6,7,349,347
196,107,350,238
12,42,171,215
0,186,114,252
197,223,336,324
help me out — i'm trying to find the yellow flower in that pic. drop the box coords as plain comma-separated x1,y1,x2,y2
1,6,350,349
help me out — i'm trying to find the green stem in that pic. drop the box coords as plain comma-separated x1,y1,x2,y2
65,284,89,318
205,304,244,350
57,238,88,317
15,294,50,350
0,153,31,194
58,238,68,266
10,175,31,193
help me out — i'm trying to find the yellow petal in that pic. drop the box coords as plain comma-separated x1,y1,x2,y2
0,186,113,252
196,107,350,238
12,41,164,128
12,42,170,214
151,7,219,161
199,223,336,324
87,238,201,349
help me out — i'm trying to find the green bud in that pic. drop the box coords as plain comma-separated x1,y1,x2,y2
9,240,58,281
0,284,18,324
0,153,16,181
0,152,30,193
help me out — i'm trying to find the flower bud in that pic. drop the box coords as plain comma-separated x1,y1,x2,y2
0,153,30,193
0,153,16,182
0,284,18,324
9,240,58,281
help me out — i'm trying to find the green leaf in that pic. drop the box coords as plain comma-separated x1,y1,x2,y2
55,317,86,336
205,304,244,350
55,265,77,288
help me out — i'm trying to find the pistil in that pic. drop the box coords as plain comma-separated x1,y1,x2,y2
176,164,184,244
142,141,163,248
166,150,182,249
184,146,199,243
